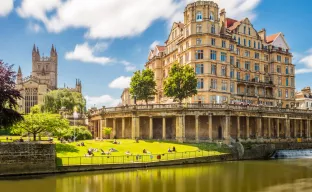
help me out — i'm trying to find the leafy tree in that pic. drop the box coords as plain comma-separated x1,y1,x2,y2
61,126,92,141
42,89,86,114
103,127,112,138
0,60,23,129
11,106,69,141
163,62,197,104
130,69,156,105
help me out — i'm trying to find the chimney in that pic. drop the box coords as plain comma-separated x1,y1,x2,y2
220,8,226,27
258,28,267,42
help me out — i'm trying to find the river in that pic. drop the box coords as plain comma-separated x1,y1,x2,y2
1,159,312,192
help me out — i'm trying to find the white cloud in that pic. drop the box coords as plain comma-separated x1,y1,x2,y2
120,61,136,72
93,42,110,53
0,0,14,16
109,76,131,89
85,95,120,109
296,51,312,74
27,22,42,33
65,42,114,65
150,41,160,49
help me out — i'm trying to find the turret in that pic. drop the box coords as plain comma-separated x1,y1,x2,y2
17,66,23,84
75,79,82,93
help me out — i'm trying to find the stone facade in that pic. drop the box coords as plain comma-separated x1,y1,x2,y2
16,45,82,114
296,87,312,110
0,143,56,175
122,0,295,108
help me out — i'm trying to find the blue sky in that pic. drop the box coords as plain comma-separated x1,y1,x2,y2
0,0,311,108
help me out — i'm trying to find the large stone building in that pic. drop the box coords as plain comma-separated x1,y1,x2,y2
16,44,82,113
122,0,295,108
296,87,312,110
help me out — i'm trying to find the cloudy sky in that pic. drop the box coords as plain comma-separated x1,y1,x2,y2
0,0,311,108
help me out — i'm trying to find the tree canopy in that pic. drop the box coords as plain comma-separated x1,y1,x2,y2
0,60,23,129
163,62,197,104
11,106,69,141
42,89,86,114
130,68,157,105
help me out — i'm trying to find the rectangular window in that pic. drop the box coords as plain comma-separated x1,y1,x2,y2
236,59,240,68
221,52,227,62
286,66,289,74
230,44,234,51
196,38,202,45
244,39,246,46
230,69,234,79
248,28,251,35
254,41,256,48
255,63,260,71
264,65,268,73
277,55,281,62
290,67,293,74
245,50,250,57
210,95,216,103
197,78,204,89
211,64,217,75
245,61,250,70
285,89,288,98
286,78,289,86
195,50,204,60
210,50,217,60
255,52,260,59
291,78,294,87
264,55,269,61
248,40,251,47
196,11,202,21
278,89,282,97
221,66,226,76
211,38,216,46
237,72,240,80
230,56,234,65
237,48,240,55
195,64,204,75
222,40,226,48
255,76,259,82
230,82,234,93
285,57,289,64
210,79,217,89
277,66,281,73
278,77,282,85
221,80,227,91
196,24,202,33
245,74,250,81
258,42,261,49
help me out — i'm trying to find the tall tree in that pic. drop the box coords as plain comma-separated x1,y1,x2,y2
0,60,23,129
11,106,69,141
130,69,156,105
42,89,86,114
163,62,197,104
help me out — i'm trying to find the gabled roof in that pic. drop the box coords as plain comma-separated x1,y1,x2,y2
226,18,237,28
266,33,279,44
156,45,165,52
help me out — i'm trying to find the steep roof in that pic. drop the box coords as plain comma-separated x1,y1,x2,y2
156,45,165,52
226,18,237,28
266,33,279,44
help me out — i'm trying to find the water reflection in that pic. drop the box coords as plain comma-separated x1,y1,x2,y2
1,160,312,192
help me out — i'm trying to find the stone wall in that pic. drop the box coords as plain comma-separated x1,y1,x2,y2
0,143,56,176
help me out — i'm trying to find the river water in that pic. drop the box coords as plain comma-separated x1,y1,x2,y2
1,159,312,192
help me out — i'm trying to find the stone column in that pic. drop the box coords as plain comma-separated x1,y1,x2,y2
306,120,310,139
149,116,153,139
300,119,303,138
131,116,138,139
112,118,116,139
162,117,166,139
224,115,230,139
195,115,199,142
256,117,262,138
122,118,125,138
237,116,240,139
136,117,140,139
285,117,290,138
209,114,212,140
99,119,103,139
276,119,280,138
246,116,250,139
268,118,271,139
293,119,297,138
176,115,185,142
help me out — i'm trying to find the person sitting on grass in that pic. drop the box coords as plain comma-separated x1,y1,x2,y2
109,148,118,152
81,142,85,146
100,149,111,155
143,149,147,153
85,149,94,157
19,137,24,142
172,146,176,152
168,148,172,152
125,151,131,155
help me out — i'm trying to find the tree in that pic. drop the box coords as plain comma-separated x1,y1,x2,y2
103,127,112,139
42,89,86,114
61,126,92,141
130,69,156,105
163,62,197,104
0,60,23,129
11,106,69,141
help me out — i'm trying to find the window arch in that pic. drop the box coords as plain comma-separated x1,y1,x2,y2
196,11,202,21
209,12,214,21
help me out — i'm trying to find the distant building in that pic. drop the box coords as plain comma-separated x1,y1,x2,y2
296,87,312,110
16,44,82,113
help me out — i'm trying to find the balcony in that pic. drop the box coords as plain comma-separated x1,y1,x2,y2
236,79,274,87
234,93,274,99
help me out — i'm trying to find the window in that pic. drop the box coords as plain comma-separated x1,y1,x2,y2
255,76,259,82
244,26,246,34
285,57,289,64
254,41,256,48
255,52,260,59
197,79,204,89
278,89,282,97
211,38,216,46
244,39,246,46
248,40,251,47
278,77,281,85
236,59,240,68
230,56,234,65
277,55,281,62
195,50,203,60
196,38,202,45
185,53,189,62
245,61,250,70
277,66,281,73
291,78,294,87
222,40,226,48
248,28,251,35
196,11,202,21
211,79,217,89
221,80,227,91
210,95,216,103
307,102,309,108
245,74,250,81
195,64,204,74
290,67,293,74
264,55,269,61
196,24,202,33
286,66,289,74
255,63,260,71
211,24,215,34
230,69,234,79
221,66,226,76
285,89,289,98
237,72,240,80
245,50,250,57
209,12,214,21
230,82,234,93
264,65,268,73
258,42,260,49
229,44,234,51
238,37,241,45
210,50,217,60
221,52,227,62
286,78,289,86
291,91,294,98
211,64,217,75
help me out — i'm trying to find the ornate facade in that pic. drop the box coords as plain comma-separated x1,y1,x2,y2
16,45,82,113
122,0,295,108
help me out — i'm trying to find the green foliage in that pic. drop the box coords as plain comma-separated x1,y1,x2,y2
42,89,86,114
130,69,156,105
62,126,92,141
11,108,70,141
163,62,197,103
30,105,42,114
103,127,112,136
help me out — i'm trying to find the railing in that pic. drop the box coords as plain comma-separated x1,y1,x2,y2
56,150,224,166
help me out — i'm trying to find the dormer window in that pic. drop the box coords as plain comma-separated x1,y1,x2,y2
209,12,214,21
196,11,203,21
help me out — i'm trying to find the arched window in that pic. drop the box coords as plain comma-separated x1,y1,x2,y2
209,12,214,21
196,11,202,21
211,24,215,34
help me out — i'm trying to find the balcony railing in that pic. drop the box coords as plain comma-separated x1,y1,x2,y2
236,79,274,86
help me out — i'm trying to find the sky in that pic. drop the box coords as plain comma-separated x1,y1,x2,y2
0,0,312,109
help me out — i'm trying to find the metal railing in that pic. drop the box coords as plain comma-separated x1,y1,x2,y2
56,150,224,166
